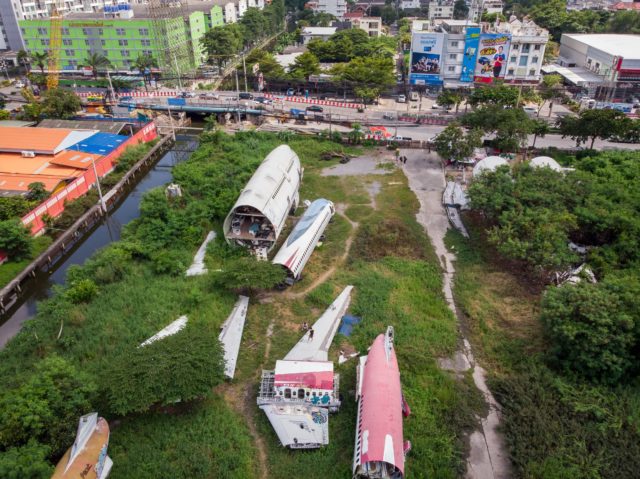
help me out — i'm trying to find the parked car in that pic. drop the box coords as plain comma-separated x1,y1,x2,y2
286,88,295,96
522,105,537,115
199,92,219,100
255,96,272,105
392,136,413,141
383,112,395,120
306,105,324,113
239,92,254,100
397,94,406,103
409,91,419,101
180,91,196,98
14,81,25,88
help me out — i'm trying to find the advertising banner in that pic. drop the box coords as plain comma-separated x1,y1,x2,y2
474,33,511,83
460,27,481,83
409,32,444,85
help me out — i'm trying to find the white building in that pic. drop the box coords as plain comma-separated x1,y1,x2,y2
306,0,347,18
301,26,337,44
494,16,548,84
428,0,454,20
554,33,640,102
237,0,247,18
351,16,383,37
400,0,421,9
224,1,237,23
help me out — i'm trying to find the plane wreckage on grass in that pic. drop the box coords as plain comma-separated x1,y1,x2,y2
272,198,335,286
224,145,303,260
258,285,353,449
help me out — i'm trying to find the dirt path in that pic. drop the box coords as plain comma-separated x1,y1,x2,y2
401,151,511,479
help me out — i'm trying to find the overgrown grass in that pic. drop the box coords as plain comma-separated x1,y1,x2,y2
0,133,482,478
0,235,52,289
446,226,640,478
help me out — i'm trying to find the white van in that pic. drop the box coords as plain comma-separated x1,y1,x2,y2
409,91,419,101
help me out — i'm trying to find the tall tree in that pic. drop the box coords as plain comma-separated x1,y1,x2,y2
333,56,395,104
453,0,469,19
201,25,243,71
240,8,268,46
0,219,32,260
29,52,48,74
530,119,550,149
434,124,483,163
288,51,321,79
133,53,158,92
40,88,82,119
463,104,533,152
16,49,30,75
558,109,631,149
83,52,112,79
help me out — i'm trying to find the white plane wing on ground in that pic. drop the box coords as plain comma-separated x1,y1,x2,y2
284,285,354,362
139,316,188,347
186,231,216,276
219,295,249,379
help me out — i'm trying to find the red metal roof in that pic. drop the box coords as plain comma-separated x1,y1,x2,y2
611,1,640,9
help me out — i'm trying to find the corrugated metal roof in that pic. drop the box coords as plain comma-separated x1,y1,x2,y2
0,175,67,195
0,127,74,154
37,119,129,134
0,120,37,128
48,150,101,170
68,132,127,156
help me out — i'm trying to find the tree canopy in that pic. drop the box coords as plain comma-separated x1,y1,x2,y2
0,219,32,260
434,124,482,163
558,108,631,149
103,323,225,415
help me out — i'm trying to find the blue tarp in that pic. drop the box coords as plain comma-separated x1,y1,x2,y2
338,315,362,337
69,132,127,155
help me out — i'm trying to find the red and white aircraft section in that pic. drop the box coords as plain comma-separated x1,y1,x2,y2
272,198,335,283
353,327,411,479
258,285,353,449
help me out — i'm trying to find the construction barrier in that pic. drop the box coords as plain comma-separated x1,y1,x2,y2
264,93,364,110
20,122,158,236
76,91,180,98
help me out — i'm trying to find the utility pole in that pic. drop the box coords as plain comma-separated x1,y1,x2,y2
234,67,241,124
106,69,116,103
173,53,183,91
242,53,248,92
83,142,106,214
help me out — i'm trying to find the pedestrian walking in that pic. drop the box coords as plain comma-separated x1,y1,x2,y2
403,156,407,164
309,328,315,341
302,321,309,331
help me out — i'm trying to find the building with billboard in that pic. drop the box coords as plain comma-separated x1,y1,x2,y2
409,31,445,86
409,16,548,89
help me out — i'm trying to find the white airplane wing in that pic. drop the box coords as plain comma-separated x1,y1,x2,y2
219,295,249,379
140,316,188,347
284,285,353,362
260,404,329,449
186,231,216,276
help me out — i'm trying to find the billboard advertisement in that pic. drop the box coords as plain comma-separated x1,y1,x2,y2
409,32,444,85
460,27,481,83
474,33,511,83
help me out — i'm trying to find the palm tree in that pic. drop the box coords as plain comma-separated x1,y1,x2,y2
84,52,112,79
133,53,158,92
29,51,48,74
17,50,30,74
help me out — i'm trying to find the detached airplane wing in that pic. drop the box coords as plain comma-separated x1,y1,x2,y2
219,295,250,379
260,403,329,449
284,285,353,362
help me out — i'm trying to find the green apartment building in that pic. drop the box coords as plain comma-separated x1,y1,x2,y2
20,3,226,73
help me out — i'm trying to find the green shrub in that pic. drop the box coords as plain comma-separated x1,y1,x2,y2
65,279,98,304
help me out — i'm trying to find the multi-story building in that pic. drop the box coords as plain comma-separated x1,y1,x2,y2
351,16,383,37
305,0,347,19
400,0,422,9
428,0,454,20
224,1,238,22
20,7,195,72
0,0,24,51
494,16,548,84
237,0,247,18
408,16,548,88
188,4,224,64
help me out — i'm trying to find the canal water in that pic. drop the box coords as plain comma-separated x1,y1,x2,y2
0,135,199,348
